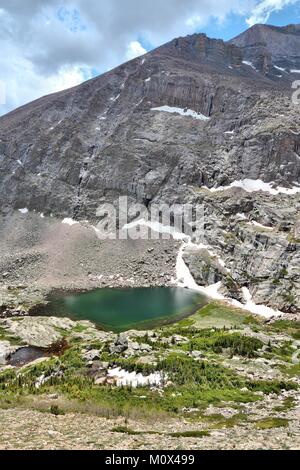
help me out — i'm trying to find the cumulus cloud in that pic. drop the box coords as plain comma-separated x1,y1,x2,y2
126,41,147,60
0,40,92,112
246,0,298,26
0,81,5,105
0,0,296,115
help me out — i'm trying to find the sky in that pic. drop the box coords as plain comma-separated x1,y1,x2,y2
0,0,300,115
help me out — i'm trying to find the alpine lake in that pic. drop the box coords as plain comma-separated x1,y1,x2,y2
39,287,208,332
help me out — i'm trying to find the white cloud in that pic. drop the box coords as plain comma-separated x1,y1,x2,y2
185,15,204,28
126,41,147,60
246,0,298,26
46,65,92,93
0,80,5,105
0,40,92,113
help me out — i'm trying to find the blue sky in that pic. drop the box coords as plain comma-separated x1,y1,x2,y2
199,2,300,40
0,0,300,115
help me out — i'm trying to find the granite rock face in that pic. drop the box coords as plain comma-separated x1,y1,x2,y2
0,24,299,313
0,27,300,218
185,190,300,312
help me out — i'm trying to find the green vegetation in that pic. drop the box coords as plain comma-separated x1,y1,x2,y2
0,326,23,345
0,341,296,422
201,412,248,429
279,362,300,377
111,426,142,435
268,320,300,340
50,405,65,416
159,354,244,387
111,427,210,438
183,330,264,358
254,418,289,430
72,324,90,334
271,341,296,362
282,292,297,305
246,379,297,394
279,268,288,278
169,430,210,438
0,301,298,434
273,397,296,412
183,303,256,330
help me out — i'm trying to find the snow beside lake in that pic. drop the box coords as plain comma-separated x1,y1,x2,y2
176,244,226,299
124,219,228,298
151,106,210,121
230,288,282,319
122,219,283,318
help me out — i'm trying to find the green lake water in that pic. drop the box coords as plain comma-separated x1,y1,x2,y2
44,287,207,332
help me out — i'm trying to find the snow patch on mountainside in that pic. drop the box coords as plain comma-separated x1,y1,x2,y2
236,213,248,220
232,288,282,319
274,65,285,72
151,106,210,121
247,221,274,231
62,218,79,226
242,61,256,70
204,179,300,195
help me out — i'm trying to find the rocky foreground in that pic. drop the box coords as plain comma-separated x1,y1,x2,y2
0,404,298,450
0,303,299,450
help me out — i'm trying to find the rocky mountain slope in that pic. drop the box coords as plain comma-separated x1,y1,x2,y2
229,23,300,77
0,24,299,314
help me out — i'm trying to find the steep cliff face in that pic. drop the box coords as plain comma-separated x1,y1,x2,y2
0,29,299,219
0,25,299,313
154,33,243,67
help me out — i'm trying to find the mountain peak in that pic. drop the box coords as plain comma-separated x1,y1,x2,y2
152,32,242,67
229,22,300,56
